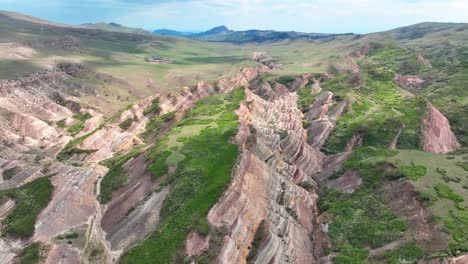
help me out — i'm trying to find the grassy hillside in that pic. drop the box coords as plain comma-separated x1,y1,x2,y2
81,22,152,35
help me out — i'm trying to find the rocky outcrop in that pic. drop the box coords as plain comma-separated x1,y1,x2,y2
444,255,468,264
218,67,265,93
423,103,460,154
185,231,210,257
394,74,425,88
0,198,15,221
33,164,108,241
289,74,311,92
304,92,347,150
208,86,326,263
327,169,362,193
251,52,281,70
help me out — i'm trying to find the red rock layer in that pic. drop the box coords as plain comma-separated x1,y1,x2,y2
423,103,460,154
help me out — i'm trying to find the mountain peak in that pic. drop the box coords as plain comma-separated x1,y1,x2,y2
108,22,122,27
206,25,229,33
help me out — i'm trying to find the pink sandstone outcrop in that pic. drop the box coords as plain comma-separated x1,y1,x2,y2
208,86,326,263
218,67,265,93
185,231,210,257
423,103,460,154
444,255,468,264
304,92,347,150
289,74,311,92
327,169,362,193
251,52,281,70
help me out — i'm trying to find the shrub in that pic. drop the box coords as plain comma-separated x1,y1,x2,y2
434,183,464,203
334,245,369,264
148,150,171,180
16,243,43,264
246,220,267,263
277,76,295,85
2,166,19,180
119,118,134,130
144,98,160,116
399,163,427,180
57,119,66,128
380,242,425,264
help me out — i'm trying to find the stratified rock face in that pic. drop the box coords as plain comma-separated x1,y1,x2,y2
304,92,346,150
0,198,15,221
208,87,326,264
218,67,265,93
423,103,460,154
251,52,282,70
33,164,108,241
289,74,311,92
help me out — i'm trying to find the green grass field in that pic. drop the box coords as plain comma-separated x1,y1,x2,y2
0,177,53,238
119,88,244,264
390,150,468,254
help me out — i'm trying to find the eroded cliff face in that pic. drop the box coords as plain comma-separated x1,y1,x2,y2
423,103,460,154
207,76,343,263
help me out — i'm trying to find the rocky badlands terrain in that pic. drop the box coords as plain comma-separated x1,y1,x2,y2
0,10,467,264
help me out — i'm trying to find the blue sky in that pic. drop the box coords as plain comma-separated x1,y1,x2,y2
1,0,467,33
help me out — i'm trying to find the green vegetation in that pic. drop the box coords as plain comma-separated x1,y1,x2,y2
0,177,53,238
16,242,43,264
143,111,176,140
297,86,320,111
434,183,464,203
57,119,66,128
276,75,295,86
99,147,144,204
315,45,433,154
379,242,425,264
399,162,427,180
148,150,171,180
334,245,369,264
322,189,406,250
120,88,244,264
144,98,160,116
119,118,134,130
389,150,468,254
57,131,98,161
320,148,407,261
2,166,19,180
68,112,92,136
57,231,79,240
246,220,267,263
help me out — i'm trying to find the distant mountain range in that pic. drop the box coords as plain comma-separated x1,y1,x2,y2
154,25,353,43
